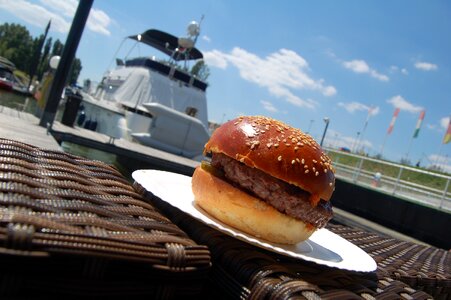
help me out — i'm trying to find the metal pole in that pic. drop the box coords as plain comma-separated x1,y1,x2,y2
439,178,450,209
379,132,389,157
404,135,415,163
306,119,314,134
39,0,94,128
320,118,329,147
353,157,364,183
392,166,404,195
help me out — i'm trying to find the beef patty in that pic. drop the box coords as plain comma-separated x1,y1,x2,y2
211,153,333,228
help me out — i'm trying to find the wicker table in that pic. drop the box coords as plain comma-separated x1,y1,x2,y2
0,138,211,299
138,184,450,300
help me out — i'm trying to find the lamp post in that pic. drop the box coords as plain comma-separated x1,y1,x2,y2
39,0,93,128
352,131,360,153
320,117,330,147
306,119,314,134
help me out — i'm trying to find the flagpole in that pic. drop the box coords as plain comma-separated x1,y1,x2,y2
404,135,414,162
435,116,451,169
356,107,372,153
434,142,444,169
405,110,425,163
379,132,389,157
380,107,400,158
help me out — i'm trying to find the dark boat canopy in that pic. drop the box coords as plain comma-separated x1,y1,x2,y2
129,29,203,61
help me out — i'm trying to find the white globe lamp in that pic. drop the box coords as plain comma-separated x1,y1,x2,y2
49,56,61,70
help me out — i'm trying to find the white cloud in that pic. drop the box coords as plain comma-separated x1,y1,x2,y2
415,61,438,71
338,102,380,116
426,117,450,133
86,8,112,36
40,0,76,17
387,95,423,114
203,47,336,109
202,35,211,42
0,0,112,35
427,154,451,173
343,59,389,81
260,100,278,113
0,0,70,32
440,116,450,130
390,65,409,75
203,50,228,69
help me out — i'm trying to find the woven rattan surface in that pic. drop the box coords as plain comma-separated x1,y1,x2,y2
138,189,442,300
327,223,451,299
0,138,210,298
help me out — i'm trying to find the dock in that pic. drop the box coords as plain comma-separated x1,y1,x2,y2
0,104,198,176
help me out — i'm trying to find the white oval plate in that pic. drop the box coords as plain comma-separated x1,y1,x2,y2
133,169,377,272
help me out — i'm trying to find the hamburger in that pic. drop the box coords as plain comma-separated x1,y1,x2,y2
191,116,335,244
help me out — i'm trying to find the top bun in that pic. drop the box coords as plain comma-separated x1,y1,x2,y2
205,116,335,201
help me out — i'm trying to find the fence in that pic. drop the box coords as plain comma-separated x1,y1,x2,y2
325,148,451,212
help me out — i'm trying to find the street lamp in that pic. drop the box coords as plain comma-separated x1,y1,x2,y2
352,131,360,153
320,117,330,147
306,119,314,134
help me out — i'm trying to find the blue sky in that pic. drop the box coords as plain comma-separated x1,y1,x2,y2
1,0,450,171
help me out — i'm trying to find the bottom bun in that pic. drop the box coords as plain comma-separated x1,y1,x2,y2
191,166,315,244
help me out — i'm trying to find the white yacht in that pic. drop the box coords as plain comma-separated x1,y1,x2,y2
79,21,210,159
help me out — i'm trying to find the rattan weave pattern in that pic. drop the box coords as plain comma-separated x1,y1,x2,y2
327,223,451,299
0,138,210,298
139,191,436,300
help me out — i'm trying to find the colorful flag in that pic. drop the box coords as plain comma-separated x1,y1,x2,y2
413,110,425,138
443,117,451,144
387,107,400,134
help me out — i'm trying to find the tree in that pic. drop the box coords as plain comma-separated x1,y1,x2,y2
0,23,83,85
0,23,34,71
68,58,82,85
190,59,210,82
51,39,64,56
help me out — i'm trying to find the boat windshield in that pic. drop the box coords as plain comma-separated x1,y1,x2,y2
0,68,13,80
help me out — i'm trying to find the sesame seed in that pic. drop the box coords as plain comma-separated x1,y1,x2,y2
301,158,305,164
315,171,319,176
312,167,316,172
274,143,279,148
266,143,272,148
305,169,309,174
296,158,300,163
291,160,296,165
312,160,317,164
329,182,333,187
278,155,282,161
304,165,308,169
240,157,245,163
294,146,299,151
324,169,327,173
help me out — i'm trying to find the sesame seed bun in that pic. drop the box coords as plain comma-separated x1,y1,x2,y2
192,166,315,244
204,116,335,201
